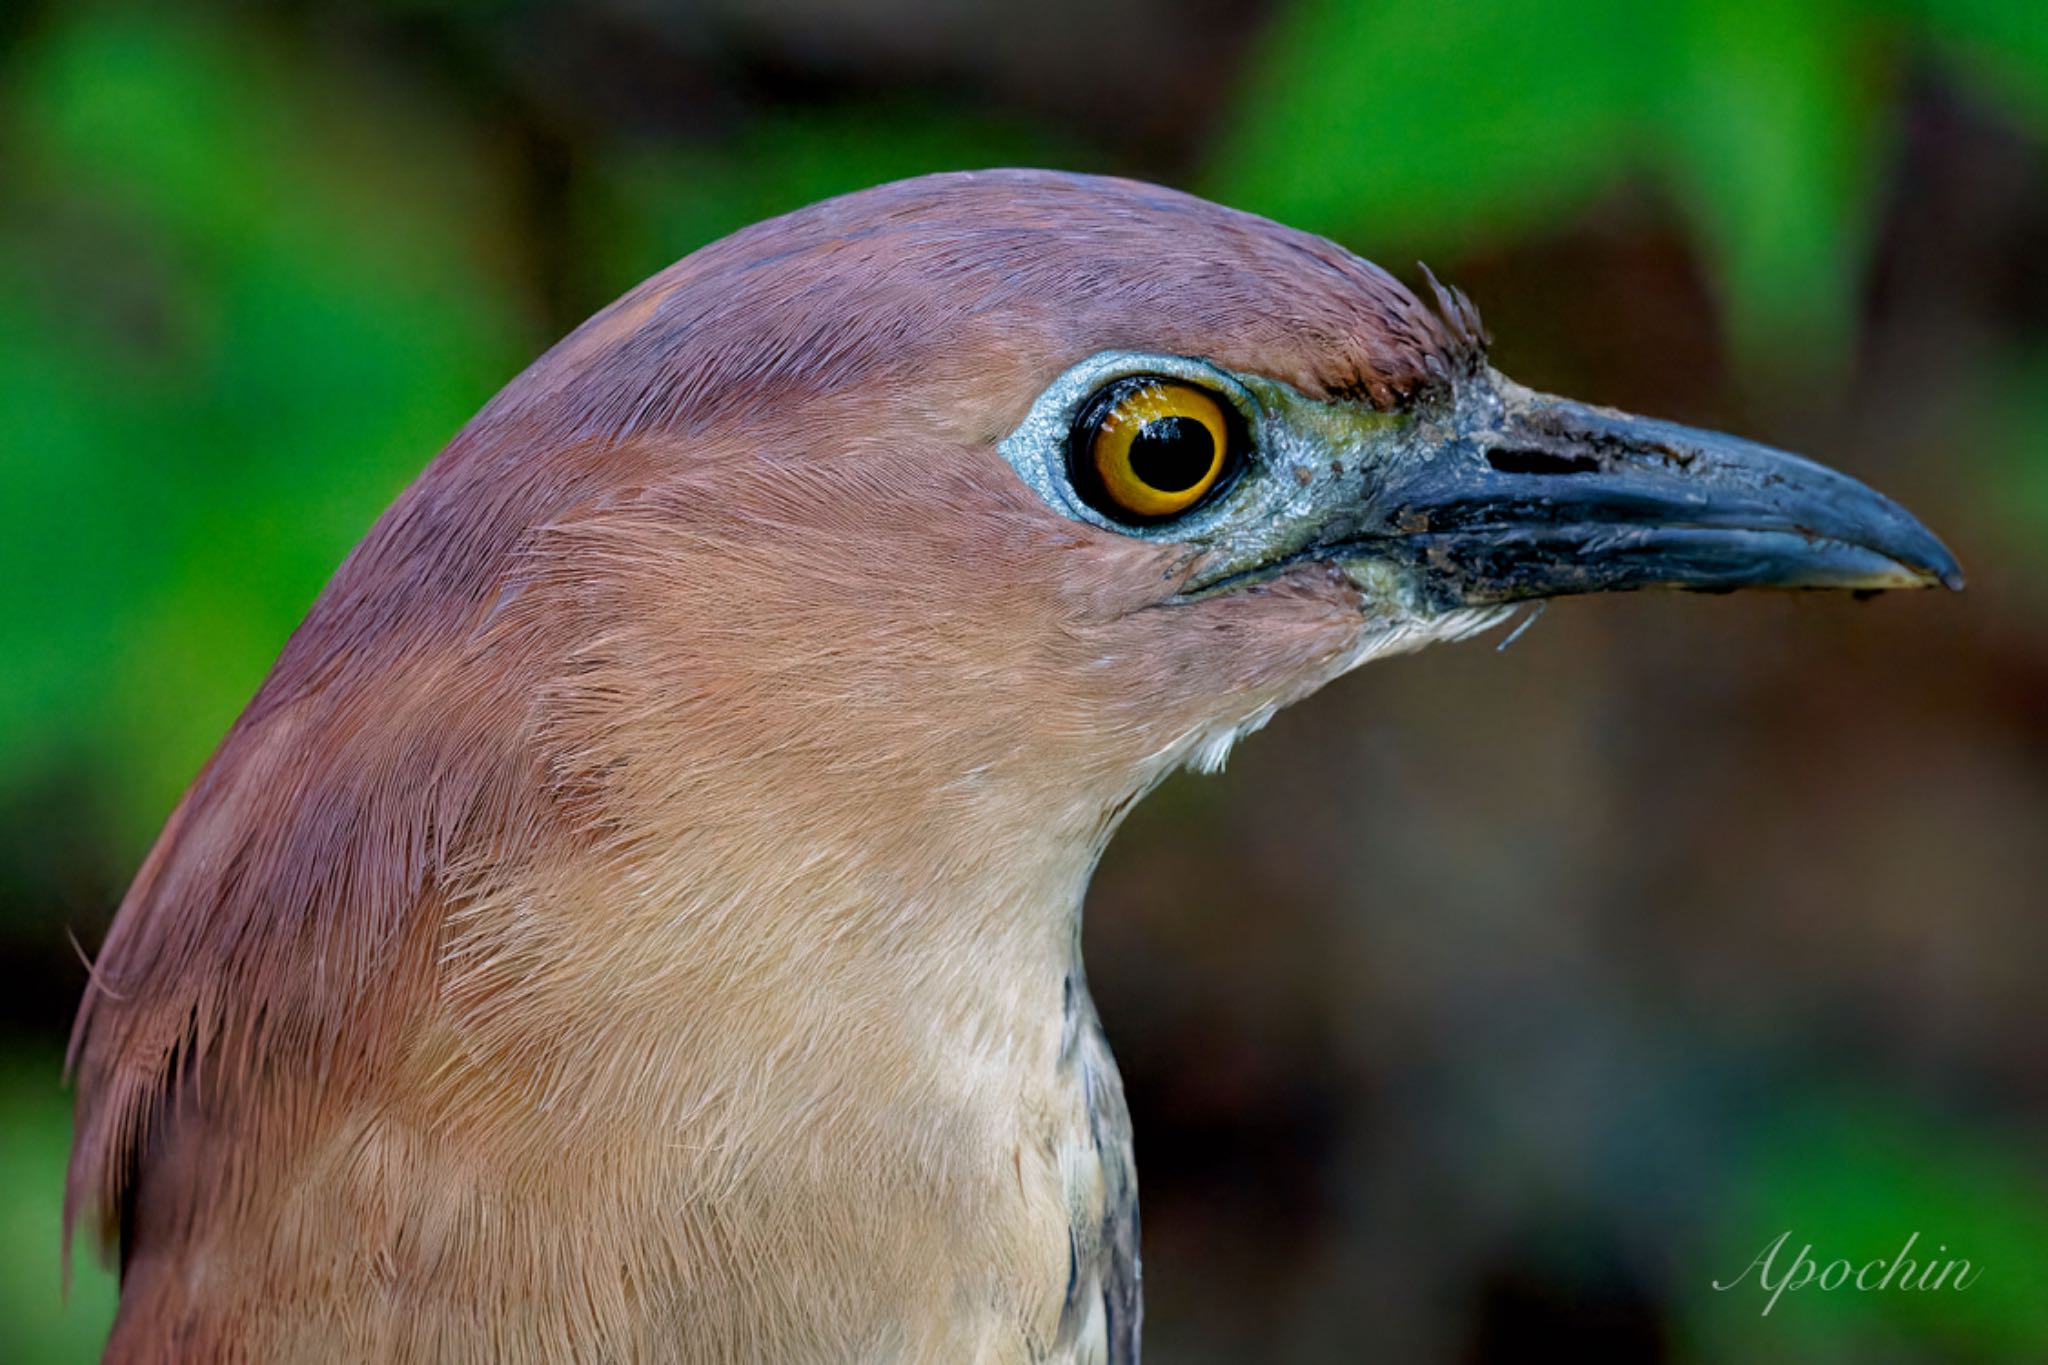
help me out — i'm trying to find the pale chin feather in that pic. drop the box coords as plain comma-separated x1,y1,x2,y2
1334,604,1518,677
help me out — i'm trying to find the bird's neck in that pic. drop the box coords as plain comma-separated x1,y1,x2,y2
380,789,1139,1361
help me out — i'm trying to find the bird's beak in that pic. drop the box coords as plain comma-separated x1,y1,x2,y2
1339,382,1963,609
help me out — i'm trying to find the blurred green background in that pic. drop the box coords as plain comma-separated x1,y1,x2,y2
4,0,2046,1359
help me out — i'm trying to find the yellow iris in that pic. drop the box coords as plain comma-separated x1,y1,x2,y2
1087,380,1231,520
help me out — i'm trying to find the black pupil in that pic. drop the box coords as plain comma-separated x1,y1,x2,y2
1126,415,1216,492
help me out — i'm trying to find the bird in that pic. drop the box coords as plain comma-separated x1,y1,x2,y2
66,169,1960,1364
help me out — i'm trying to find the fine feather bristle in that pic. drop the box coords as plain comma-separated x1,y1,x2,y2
1417,261,1491,378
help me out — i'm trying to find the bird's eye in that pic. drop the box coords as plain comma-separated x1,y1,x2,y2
1069,377,1240,523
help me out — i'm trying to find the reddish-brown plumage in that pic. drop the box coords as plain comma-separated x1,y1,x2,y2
65,164,1964,1362
68,170,1492,1362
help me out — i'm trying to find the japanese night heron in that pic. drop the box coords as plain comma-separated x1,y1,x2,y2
68,170,1959,1363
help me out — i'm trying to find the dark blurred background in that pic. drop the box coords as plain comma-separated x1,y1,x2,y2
4,1,2046,1360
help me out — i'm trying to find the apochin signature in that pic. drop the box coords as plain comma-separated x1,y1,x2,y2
1714,1231,1980,1315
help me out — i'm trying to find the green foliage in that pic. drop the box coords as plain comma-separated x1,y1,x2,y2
0,12,532,849
1213,0,2048,369
0,1055,116,1362
1922,0,2048,130
1971,348,2048,586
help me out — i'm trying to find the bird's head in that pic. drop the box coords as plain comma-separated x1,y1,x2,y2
70,172,1961,1269
477,169,1958,818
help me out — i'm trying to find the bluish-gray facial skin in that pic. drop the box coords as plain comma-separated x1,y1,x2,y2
999,350,1964,617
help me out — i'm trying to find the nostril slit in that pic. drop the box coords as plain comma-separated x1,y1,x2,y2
1487,446,1601,476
